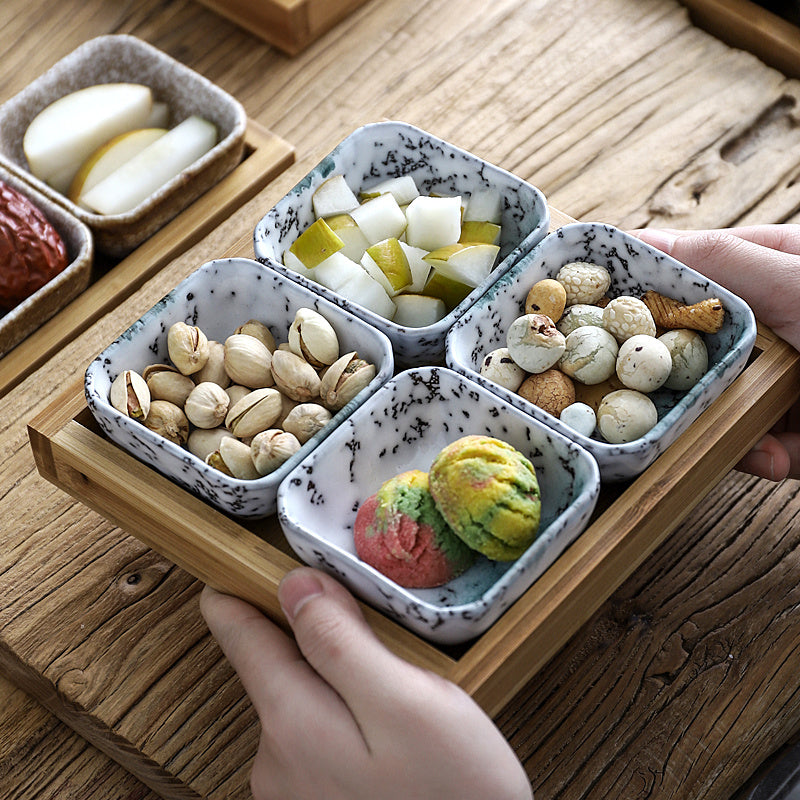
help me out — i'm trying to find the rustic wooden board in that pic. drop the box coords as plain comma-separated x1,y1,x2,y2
0,121,294,400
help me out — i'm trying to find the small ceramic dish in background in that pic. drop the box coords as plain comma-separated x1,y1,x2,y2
84,257,394,519
0,34,247,257
446,222,758,481
253,120,549,367
0,165,93,358
277,366,600,645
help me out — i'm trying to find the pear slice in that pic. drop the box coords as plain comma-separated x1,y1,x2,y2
80,115,217,215
360,175,420,206
459,220,501,246
23,82,154,193
289,217,345,269
145,101,170,128
398,242,431,292
349,192,407,245
404,194,462,251
337,269,397,320
392,294,447,327
362,238,412,295
69,127,167,205
313,251,364,292
422,270,474,311
325,213,370,262
282,248,315,279
423,243,500,287
312,174,359,218
464,187,502,224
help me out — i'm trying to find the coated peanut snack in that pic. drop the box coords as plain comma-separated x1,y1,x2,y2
109,307,377,479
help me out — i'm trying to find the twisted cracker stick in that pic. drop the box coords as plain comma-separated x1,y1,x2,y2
642,290,725,334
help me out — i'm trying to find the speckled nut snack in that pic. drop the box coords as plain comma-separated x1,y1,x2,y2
616,334,672,392
597,389,658,444
556,303,606,336
560,402,597,437
555,261,611,306
602,296,656,342
506,313,566,373
479,347,526,391
658,329,709,390
559,325,619,385
524,278,567,320
518,368,575,416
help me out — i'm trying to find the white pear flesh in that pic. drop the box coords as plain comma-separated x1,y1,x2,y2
337,269,397,320
145,101,170,128
282,248,315,279
424,243,500,287
404,195,462,251
464,187,503,223
23,83,154,193
312,175,359,218
313,251,365,292
362,175,420,206
80,115,217,215
398,242,431,292
392,294,446,327
349,193,407,245
325,214,370,261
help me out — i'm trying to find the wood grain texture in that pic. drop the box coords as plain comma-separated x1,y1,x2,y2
3,0,800,797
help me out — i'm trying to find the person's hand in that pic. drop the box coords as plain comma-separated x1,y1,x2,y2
200,568,533,800
634,225,800,480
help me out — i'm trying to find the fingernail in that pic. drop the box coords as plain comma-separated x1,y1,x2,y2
638,229,678,254
278,570,324,623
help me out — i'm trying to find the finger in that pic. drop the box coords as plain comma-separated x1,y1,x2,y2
635,224,800,256
734,433,791,481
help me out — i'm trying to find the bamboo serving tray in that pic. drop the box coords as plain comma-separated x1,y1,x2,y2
194,0,373,56
28,243,800,715
0,119,294,399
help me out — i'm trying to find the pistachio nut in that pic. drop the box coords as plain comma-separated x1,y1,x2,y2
251,429,301,475
319,351,376,411
184,381,230,429
109,369,150,421
223,333,274,388
234,319,276,353
276,391,299,426
167,321,210,375
143,363,195,407
270,349,321,402
194,340,230,388
187,426,235,462
225,384,251,408
225,387,282,438
206,437,260,480
288,308,340,368
143,400,190,445
282,402,332,444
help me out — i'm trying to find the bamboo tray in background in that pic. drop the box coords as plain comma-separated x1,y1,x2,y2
0,120,294,400
28,210,800,717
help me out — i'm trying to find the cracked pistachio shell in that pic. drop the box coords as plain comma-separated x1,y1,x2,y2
184,381,230,429
193,341,230,388
318,351,376,411
288,308,340,368
206,437,260,480
282,402,332,444
224,333,274,388
270,349,321,402
143,364,195,407
225,387,283,438
167,321,210,375
110,369,150,421
234,320,276,352
251,429,301,475
187,427,235,462
143,400,190,445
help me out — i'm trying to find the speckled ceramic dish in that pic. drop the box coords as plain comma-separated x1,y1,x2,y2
84,258,394,519
446,222,758,480
253,121,549,367
0,34,247,257
0,165,93,357
277,366,600,645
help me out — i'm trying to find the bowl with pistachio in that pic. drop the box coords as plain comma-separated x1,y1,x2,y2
84,257,394,518
253,120,549,367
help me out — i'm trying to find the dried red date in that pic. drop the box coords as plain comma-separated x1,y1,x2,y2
0,180,68,312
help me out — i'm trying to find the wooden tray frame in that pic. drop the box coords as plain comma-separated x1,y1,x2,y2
28,304,800,717
0,119,294,399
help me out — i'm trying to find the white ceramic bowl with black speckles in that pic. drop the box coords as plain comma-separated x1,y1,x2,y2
253,120,550,368
276,365,600,645
445,222,758,480
84,257,394,519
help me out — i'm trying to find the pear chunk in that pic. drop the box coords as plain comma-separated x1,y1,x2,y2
337,269,397,320
423,242,500,287
361,238,412,295
313,252,365,292
289,217,345,269
404,195,462,251
360,175,420,206
325,213,370,262
350,193,407,245
459,220,501,246
423,270,475,311
398,242,431,292
312,175,359,218
464,187,502,224
392,294,447,327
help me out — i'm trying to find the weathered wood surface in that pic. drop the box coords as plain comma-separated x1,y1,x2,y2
2,0,800,798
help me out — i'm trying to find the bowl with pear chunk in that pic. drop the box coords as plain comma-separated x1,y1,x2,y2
253,121,549,367
0,34,247,256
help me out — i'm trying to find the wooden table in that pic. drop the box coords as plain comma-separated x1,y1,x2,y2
2,1,800,798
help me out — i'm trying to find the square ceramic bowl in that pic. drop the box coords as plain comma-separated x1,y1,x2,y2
84,257,394,519
277,366,600,645
253,120,549,367
446,222,758,481
0,165,93,357
0,34,247,257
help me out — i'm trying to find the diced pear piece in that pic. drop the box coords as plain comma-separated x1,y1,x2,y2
404,195,462,251
23,82,154,193
289,217,345,269
423,242,500,287
362,238,412,295
423,270,474,311
145,101,170,128
312,174,359,218
337,269,397,320
459,220,501,246
326,213,370,262
80,115,217,215
313,252,364,292
398,242,431,292
360,175,420,206
349,192,407,245
392,294,447,327
282,248,315,279
464,187,503,224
